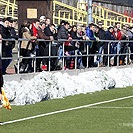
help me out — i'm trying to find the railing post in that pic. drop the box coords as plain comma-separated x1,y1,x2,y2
75,49,77,69
107,42,110,67
48,42,51,71
62,42,65,70
86,43,89,68
17,40,20,74
33,43,37,73
117,41,120,67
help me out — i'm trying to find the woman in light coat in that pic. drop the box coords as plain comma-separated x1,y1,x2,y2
19,22,37,73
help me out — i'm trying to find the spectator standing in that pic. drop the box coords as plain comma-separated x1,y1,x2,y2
95,21,106,66
112,25,122,65
104,26,116,66
86,23,98,67
32,19,40,37
0,18,13,74
31,19,40,70
70,25,85,69
38,22,53,71
0,56,3,101
113,26,122,40
19,22,37,73
43,23,58,70
9,18,18,40
0,33,3,101
57,21,71,49
31,19,40,44
57,21,76,69
57,20,66,32
44,24,55,41
120,25,132,65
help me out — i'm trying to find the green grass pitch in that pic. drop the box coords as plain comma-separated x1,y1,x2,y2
0,86,133,133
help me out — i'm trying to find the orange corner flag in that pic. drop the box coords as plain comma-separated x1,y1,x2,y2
2,89,11,110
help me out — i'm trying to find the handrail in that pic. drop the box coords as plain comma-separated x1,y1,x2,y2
0,38,132,74
2,38,133,43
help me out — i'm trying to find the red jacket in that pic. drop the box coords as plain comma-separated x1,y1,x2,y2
32,23,39,38
112,29,122,40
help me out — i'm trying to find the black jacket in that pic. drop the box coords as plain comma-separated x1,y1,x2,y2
44,26,53,36
70,31,79,39
105,30,116,40
0,24,15,50
0,58,3,90
96,28,106,49
0,27,3,91
57,25,69,40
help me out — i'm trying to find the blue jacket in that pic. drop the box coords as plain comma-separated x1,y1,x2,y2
86,27,96,40
86,27,96,47
105,30,115,40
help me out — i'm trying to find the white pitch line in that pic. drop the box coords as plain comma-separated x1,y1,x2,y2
0,95,133,126
87,107,133,109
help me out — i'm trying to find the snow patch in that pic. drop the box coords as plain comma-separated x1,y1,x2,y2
3,67,133,105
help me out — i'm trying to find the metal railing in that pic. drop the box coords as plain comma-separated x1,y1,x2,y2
0,38,133,74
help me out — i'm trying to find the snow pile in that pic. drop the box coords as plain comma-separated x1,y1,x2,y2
3,67,133,105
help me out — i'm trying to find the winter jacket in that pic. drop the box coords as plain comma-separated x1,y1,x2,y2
105,30,116,47
105,30,116,40
86,27,96,47
38,27,50,48
112,29,122,40
32,23,39,38
96,28,106,49
21,27,37,50
0,58,3,89
57,25,69,40
0,24,11,50
86,27,96,40
44,25,53,36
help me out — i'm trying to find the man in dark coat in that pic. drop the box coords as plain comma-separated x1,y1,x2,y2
44,24,58,70
0,33,3,100
0,57,3,100
0,17,15,74
57,21,70,40
85,23,98,67
103,26,116,66
95,22,106,66
37,22,53,71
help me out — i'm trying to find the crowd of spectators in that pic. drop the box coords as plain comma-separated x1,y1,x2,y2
0,16,133,74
